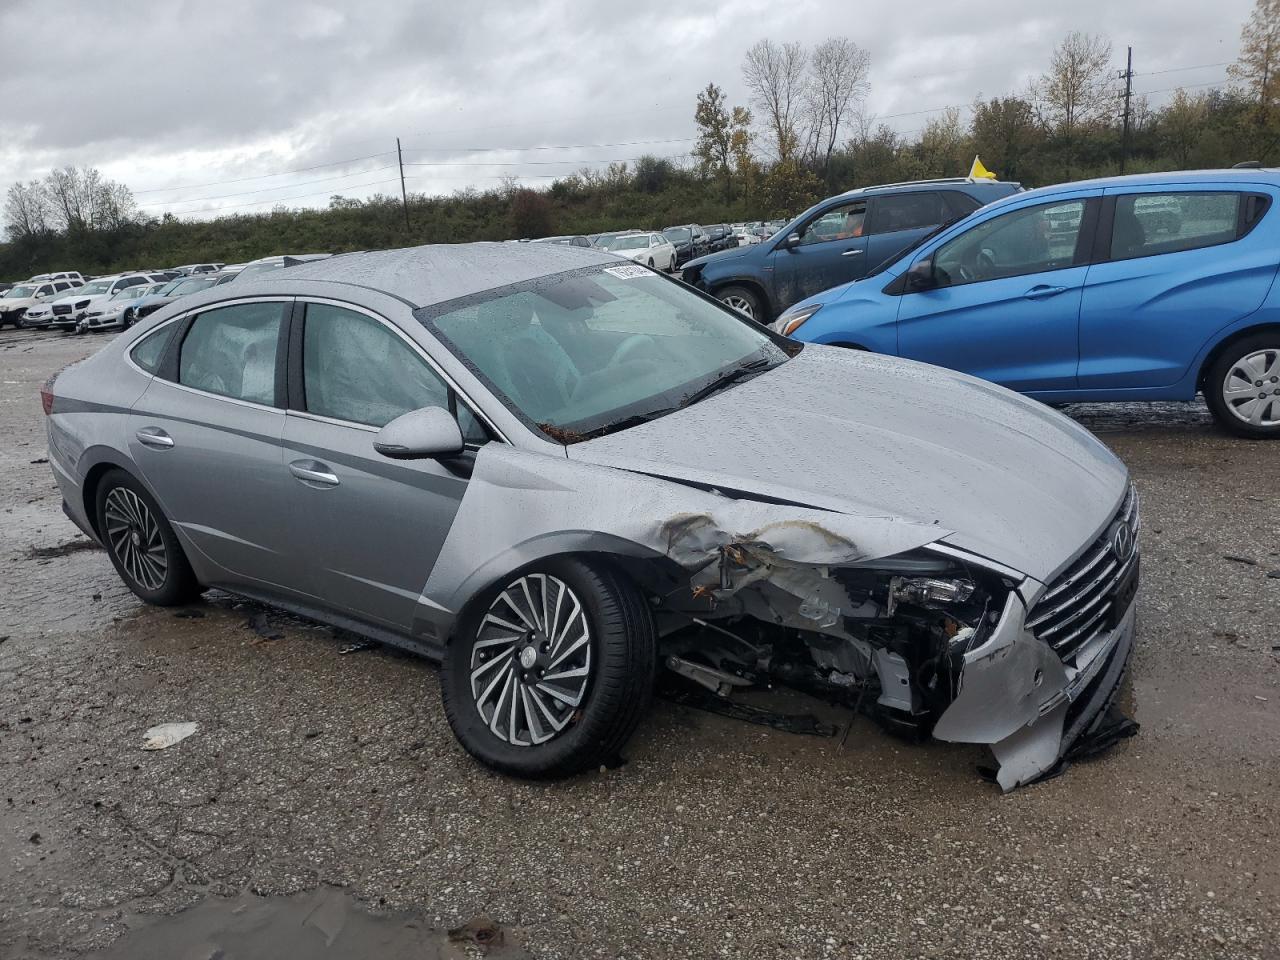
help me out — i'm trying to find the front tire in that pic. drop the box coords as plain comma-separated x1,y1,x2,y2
717,285,763,322
1205,334,1280,438
95,469,202,605
440,557,656,778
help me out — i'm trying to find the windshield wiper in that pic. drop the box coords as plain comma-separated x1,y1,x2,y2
678,356,775,408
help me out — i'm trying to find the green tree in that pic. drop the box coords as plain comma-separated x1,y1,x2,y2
1228,0,1280,158
693,83,752,199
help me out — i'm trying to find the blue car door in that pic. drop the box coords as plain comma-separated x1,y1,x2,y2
768,198,870,313
1076,184,1279,389
863,191,949,273
895,193,1101,392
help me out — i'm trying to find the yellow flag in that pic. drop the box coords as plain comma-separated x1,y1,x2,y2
968,155,997,180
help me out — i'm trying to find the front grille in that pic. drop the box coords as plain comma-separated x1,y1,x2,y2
1029,486,1139,661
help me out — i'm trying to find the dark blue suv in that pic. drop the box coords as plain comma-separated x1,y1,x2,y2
681,177,1022,322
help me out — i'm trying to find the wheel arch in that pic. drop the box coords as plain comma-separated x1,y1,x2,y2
709,277,773,320
1197,322,1280,392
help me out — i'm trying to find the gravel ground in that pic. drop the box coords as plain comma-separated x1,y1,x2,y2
1,328,1278,959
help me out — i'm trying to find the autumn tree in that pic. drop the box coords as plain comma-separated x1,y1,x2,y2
1160,89,1209,167
1228,0,1280,157
970,96,1040,180
742,39,807,162
1035,32,1116,137
693,83,752,199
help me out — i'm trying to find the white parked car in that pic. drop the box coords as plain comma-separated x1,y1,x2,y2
2,279,78,328
28,271,84,285
598,232,678,271
45,274,167,333
83,281,168,332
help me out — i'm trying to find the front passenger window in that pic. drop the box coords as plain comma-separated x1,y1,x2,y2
933,200,1086,287
179,302,282,405
796,201,866,246
302,304,451,428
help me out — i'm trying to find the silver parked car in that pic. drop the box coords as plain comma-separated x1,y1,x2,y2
43,244,1139,789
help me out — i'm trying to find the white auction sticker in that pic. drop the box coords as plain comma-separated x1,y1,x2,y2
602,264,650,279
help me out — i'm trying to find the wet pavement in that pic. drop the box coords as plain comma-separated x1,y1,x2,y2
1,327,1278,959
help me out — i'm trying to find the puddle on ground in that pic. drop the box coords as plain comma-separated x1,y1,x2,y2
85,886,531,959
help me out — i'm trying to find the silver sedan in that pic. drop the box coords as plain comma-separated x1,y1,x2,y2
43,244,1140,789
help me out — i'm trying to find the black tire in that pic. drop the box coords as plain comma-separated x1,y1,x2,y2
121,309,134,330
717,285,764,322
440,556,657,779
95,468,202,605
1204,333,1280,438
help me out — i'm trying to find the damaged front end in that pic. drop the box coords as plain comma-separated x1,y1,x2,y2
422,448,1138,791
649,491,1140,791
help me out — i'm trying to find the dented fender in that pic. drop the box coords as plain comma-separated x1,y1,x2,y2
417,445,953,635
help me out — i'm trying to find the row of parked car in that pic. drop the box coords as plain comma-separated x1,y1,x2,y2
0,255,329,333
526,221,788,273
679,167,1280,438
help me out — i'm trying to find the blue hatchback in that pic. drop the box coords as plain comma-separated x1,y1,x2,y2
777,169,1280,437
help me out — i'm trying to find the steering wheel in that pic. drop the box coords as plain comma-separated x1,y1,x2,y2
608,333,658,367
958,247,997,283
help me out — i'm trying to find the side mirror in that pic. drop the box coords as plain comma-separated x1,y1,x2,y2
373,406,464,460
781,233,803,250
905,258,935,292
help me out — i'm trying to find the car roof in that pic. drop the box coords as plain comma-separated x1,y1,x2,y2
1011,167,1280,200
837,177,1020,199
252,242,617,309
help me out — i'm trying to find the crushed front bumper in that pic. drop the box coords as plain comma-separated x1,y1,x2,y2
933,576,1138,791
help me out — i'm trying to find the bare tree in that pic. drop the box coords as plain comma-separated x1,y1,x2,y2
1034,32,1116,137
3,181,51,240
804,38,871,180
742,39,808,162
39,166,137,232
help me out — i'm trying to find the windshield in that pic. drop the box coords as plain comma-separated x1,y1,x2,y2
419,264,787,439
603,235,647,251
77,280,113,296
7,285,37,298
235,261,283,281
110,286,144,300
173,277,217,296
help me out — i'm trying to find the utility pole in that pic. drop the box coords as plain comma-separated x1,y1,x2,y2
1119,46,1134,174
396,137,411,232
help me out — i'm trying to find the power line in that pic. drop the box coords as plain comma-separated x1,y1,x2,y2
403,154,687,168
137,163,399,207
1135,60,1232,77
400,136,695,154
142,177,404,215
131,151,396,195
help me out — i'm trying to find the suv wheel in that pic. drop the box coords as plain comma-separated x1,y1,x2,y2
95,469,202,605
718,285,763,321
1205,334,1280,438
441,557,656,778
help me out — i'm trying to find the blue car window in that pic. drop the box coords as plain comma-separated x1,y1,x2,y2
1109,192,1240,261
796,200,866,246
933,200,1086,287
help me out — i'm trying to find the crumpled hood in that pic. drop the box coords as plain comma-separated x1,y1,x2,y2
569,346,1128,582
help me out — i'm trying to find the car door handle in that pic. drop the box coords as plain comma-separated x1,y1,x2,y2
841,248,864,257
135,427,174,449
1023,285,1068,300
289,459,340,487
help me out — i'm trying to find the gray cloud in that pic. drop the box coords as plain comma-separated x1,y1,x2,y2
0,0,1254,220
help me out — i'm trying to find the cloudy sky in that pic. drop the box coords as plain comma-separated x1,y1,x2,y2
0,0,1255,221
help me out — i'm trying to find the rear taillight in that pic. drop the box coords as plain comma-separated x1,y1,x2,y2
40,374,56,415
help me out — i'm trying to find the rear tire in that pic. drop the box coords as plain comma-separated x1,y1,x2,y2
440,557,656,779
1204,333,1280,438
718,285,764,322
95,469,202,605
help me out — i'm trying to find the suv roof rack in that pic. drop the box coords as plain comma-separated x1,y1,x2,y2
844,176,1000,194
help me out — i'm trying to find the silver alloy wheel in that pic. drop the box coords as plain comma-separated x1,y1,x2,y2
722,294,754,318
104,487,168,591
469,573,592,746
1222,348,1280,427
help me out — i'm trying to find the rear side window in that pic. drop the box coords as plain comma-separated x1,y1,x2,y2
870,192,945,234
1109,192,1241,261
942,191,982,220
179,302,282,405
131,323,178,374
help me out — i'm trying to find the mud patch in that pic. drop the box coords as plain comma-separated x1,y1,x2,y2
84,887,532,959
25,538,100,560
